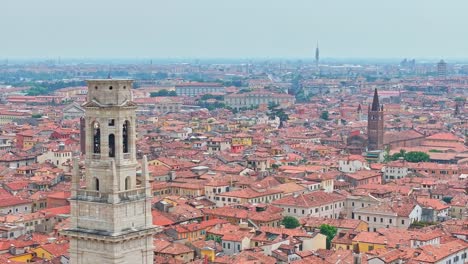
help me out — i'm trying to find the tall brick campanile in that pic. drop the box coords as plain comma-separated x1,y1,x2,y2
62,80,155,264
367,88,384,151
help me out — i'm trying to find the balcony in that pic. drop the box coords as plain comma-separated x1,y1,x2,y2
75,189,108,203
92,153,101,159
118,188,147,201
123,153,131,160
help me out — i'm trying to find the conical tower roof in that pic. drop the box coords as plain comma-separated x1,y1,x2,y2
371,88,380,111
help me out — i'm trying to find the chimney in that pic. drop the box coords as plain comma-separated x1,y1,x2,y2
353,253,362,264
169,171,176,181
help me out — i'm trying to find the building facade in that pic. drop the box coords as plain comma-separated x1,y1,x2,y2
224,91,295,109
175,83,224,97
62,79,156,264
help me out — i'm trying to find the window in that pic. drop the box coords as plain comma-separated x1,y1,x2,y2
389,219,392,224
108,119,115,126
380,218,383,223
125,176,130,190
108,134,115,157
95,178,100,191
123,121,130,153
93,122,101,154
401,220,405,225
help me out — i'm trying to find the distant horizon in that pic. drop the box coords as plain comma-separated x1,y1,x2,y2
3,56,468,65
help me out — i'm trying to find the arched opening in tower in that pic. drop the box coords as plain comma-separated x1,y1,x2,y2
109,134,115,157
93,122,101,154
125,176,130,190
123,120,129,154
95,177,100,191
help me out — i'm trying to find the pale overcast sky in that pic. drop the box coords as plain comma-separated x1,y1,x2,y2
1,0,467,59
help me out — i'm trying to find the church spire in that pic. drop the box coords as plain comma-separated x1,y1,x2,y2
371,88,380,111
315,41,319,64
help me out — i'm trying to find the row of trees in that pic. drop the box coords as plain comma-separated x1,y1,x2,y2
385,149,430,163
26,80,86,96
150,89,177,97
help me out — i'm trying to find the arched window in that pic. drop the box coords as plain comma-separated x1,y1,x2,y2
123,121,130,153
93,122,101,153
109,134,115,157
95,177,100,191
125,176,130,190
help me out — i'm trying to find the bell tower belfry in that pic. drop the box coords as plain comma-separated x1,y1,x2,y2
63,80,155,264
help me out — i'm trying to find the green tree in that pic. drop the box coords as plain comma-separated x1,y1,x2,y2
267,102,289,127
383,146,391,163
320,111,329,120
403,151,430,162
389,150,430,162
442,196,453,204
319,224,337,249
281,216,300,229
26,85,49,96
150,89,177,97
390,149,407,161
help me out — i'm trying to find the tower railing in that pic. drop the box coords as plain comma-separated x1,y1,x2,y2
118,187,147,201
75,189,108,202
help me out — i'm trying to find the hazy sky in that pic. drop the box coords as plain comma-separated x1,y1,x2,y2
2,0,467,59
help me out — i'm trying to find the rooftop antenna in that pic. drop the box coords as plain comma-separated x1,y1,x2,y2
107,65,112,79
315,41,320,67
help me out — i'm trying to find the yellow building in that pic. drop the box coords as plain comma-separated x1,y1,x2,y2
352,232,387,253
8,253,34,263
200,247,216,262
33,246,55,260
231,133,253,146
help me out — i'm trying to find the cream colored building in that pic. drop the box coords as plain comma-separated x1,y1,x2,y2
224,91,295,109
37,143,73,170
62,80,156,264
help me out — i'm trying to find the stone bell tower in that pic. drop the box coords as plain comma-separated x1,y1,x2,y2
62,80,155,264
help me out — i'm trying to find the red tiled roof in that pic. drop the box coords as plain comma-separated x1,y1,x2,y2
272,191,345,208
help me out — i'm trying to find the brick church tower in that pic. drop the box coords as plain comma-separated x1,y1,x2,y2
367,88,384,150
